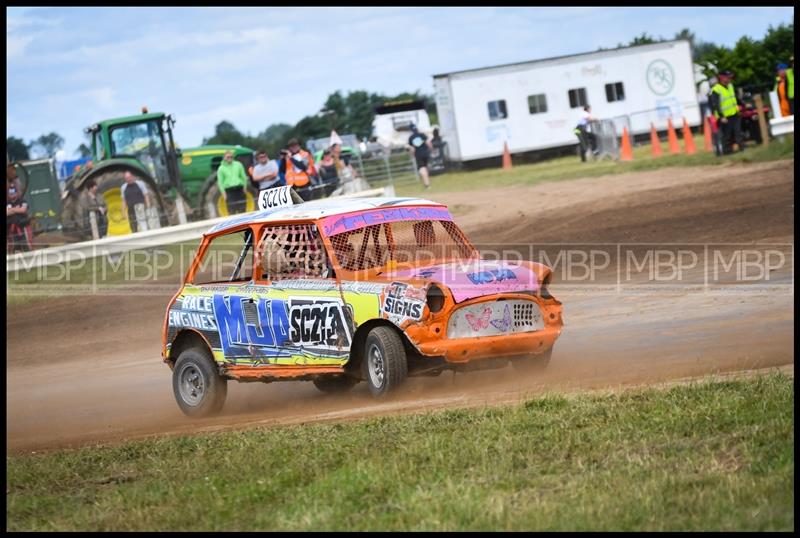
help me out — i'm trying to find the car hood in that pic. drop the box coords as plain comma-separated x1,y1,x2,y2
386,260,542,303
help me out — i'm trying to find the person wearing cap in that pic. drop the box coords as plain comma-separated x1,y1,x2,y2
774,61,793,117
279,138,318,201
407,123,433,189
709,70,743,154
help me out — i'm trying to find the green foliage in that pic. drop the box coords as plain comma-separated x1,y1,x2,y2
605,24,794,92
6,136,30,161
202,89,435,156
6,373,794,530
27,132,64,159
75,143,91,158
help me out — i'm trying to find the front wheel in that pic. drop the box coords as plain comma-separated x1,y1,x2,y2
510,346,553,374
172,347,227,417
362,326,408,398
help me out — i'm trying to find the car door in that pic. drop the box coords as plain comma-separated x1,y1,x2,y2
251,222,355,367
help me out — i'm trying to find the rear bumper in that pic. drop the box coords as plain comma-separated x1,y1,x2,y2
415,325,562,364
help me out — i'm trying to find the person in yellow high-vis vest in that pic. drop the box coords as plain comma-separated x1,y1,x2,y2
709,70,743,155
774,60,794,117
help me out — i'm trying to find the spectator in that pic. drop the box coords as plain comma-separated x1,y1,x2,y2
120,170,152,233
252,150,282,190
317,150,340,198
709,70,743,154
279,138,318,201
407,123,433,189
573,105,598,162
774,62,793,117
7,163,33,252
82,179,108,238
217,150,249,215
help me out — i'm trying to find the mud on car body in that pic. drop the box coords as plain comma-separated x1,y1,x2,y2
162,186,563,416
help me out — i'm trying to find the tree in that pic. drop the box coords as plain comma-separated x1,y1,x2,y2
75,143,92,158
6,136,29,161
28,132,64,158
202,120,247,146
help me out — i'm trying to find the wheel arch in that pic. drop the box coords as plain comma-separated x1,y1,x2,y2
167,329,215,369
346,319,418,378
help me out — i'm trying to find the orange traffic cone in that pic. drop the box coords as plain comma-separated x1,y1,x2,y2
620,126,633,161
502,141,512,170
649,123,663,157
682,117,696,155
666,118,681,155
703,116,713,152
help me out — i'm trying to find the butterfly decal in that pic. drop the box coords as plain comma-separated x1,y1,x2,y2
465,306,492,331
490,304,512,333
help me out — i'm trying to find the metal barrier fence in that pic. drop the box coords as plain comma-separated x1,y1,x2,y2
587,119,621,160
353,151,420,189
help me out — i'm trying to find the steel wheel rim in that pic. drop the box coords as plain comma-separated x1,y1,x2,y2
178,364,205,406
368,343,385,388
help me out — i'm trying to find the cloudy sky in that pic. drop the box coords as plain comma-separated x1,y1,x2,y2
6,6,794,157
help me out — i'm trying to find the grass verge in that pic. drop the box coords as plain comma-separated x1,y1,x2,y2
396,133,794,196
6,371,793,531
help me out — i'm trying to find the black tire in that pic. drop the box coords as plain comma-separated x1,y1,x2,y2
62,169,168,237
313,375,358,394
362,326,408,398
511,346,553,374
172,347,227,417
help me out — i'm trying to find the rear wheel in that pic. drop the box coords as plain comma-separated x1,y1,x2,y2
511,346,553,374
362,326,408,398
172,347,227,417
313,375,358,394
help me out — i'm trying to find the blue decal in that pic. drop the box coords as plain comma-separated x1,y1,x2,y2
246,299,275,346
466,268,518,285
270,298,291,347
214,295,248,354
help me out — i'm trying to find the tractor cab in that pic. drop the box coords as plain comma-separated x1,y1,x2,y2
85,109,181,194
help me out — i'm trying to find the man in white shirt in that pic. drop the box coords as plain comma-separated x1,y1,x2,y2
252,150,282,190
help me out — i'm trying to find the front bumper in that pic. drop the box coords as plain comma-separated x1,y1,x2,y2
415,324,562,363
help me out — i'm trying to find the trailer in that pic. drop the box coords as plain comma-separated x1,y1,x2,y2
433,40,701,162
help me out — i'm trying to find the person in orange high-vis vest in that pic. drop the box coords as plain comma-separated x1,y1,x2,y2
279,138,318,201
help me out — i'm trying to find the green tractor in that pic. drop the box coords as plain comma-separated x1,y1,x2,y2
61,109,258,238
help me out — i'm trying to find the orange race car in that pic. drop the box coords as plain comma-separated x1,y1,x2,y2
162,187,563,416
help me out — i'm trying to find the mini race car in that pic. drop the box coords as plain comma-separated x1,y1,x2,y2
162,186,563,416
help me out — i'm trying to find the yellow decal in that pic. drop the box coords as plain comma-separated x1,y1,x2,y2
182,155,192,165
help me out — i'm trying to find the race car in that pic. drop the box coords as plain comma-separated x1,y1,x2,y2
162,186,563,416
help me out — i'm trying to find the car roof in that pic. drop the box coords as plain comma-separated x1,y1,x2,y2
206,197,446,235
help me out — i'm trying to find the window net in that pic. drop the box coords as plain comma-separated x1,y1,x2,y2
328,220,476,272
256,224,329,281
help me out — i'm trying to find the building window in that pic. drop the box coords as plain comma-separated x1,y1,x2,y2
527,94,548,114
605,82,625,102
487,100,508,121
568,88,588,108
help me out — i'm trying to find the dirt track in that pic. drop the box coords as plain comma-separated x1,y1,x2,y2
6,160,794,452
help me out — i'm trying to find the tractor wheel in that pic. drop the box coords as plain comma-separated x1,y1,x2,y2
89,170,167,236
201,173,258,220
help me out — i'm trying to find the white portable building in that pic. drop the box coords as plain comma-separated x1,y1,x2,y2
433,40,701,162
